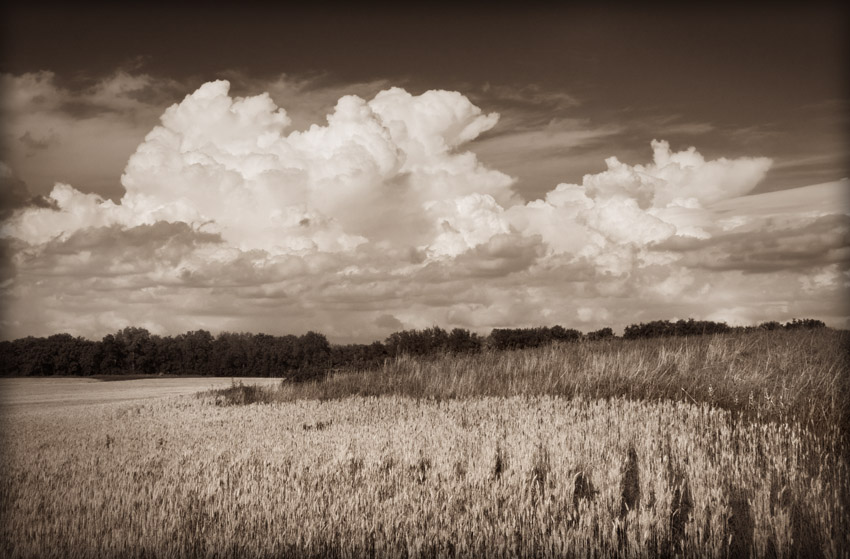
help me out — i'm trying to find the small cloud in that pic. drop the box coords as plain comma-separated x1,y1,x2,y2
18,131,53,153
475,82,580,112
637,114,716,136
374,313,403,330
658,122,715,135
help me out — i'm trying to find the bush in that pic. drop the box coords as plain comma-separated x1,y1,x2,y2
202,380,271,406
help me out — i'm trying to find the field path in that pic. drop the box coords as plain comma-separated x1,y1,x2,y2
0,377,279,413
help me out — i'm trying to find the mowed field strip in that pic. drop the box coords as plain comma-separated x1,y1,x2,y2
0,377,281,411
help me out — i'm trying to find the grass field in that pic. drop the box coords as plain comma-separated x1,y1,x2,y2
1,330,847,558
216,329,850,443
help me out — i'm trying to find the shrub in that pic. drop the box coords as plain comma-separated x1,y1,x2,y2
201,379,271,406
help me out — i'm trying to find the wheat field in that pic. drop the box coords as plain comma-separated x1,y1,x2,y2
2,380,847,557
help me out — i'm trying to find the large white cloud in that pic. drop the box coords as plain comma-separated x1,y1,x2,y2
2,79,847,341
500,140,771,276
118,81,514,256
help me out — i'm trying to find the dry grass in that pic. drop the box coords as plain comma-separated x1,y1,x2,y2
215,329,850,442
1,329,847,558
1,394,847,558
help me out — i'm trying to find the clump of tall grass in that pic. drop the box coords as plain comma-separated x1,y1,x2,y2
200,379,274,406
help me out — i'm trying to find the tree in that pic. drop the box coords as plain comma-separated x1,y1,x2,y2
385,327,450,357
177,330,214,375
99,334,125,375
294,331,331,379
550,325,582,343
114,327,155,375
586,327,614,341
447,328,482,353
784,318,826,330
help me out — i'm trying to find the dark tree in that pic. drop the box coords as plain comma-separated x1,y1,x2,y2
784,318,826,330
99,334,125,375
447,328,483,354
114,327,155,375
586,327,615,341
385,327,450,357
550,325,582,343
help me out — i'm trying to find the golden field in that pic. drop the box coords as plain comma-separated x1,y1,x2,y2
1,331,848,558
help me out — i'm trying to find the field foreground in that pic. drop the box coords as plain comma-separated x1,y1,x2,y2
2,387,847,558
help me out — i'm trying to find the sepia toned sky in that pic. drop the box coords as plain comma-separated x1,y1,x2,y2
1,4,848,342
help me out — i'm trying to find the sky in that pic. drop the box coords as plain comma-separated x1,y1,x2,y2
0,5,848,342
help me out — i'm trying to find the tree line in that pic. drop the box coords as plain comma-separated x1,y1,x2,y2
0,318,826,379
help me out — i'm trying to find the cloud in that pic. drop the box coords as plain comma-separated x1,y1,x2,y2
0,164,58,222
708,179,848,218
500,141,771,275
1,79,846,340
424,194,512,258
629,114,717,137
660,214,850,273
419,233,543,280
374,313,404,330
578,140,772,208
2,183,126,245
18,131,53,153
475,82,580,112
117,81,515,257
0,163,37,218
1,71,187,200
224,71,394,133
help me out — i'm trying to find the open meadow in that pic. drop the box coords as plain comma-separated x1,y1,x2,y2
1,330,848,558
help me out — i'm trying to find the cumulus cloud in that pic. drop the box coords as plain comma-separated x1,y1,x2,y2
1,78,846,340
499,139,772,276
579,140,772,208
118,81,516,257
